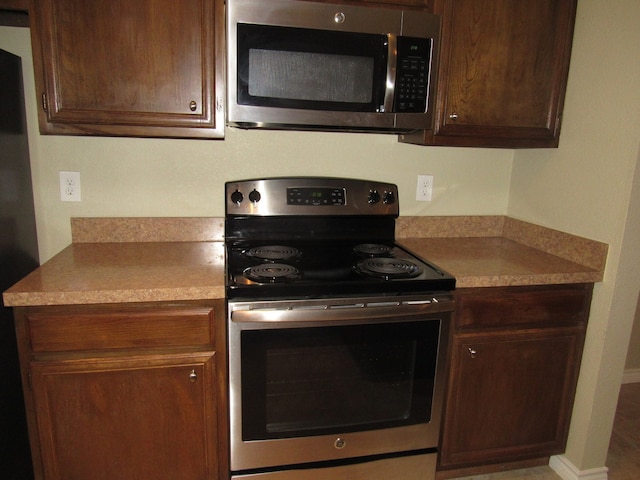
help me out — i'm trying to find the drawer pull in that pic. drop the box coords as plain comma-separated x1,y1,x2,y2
468,347,477,359
189,369,198,383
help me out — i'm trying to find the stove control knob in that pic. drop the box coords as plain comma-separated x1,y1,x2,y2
230,190,244,204
248,189,261,203
367,190,381,204
383,191,396,204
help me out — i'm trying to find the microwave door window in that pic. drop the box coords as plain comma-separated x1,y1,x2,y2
237,24,388,112
248,50,374,104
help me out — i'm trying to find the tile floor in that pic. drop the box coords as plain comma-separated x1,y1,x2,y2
451,382,640,480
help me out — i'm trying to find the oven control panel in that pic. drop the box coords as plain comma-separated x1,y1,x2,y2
226,177,399,216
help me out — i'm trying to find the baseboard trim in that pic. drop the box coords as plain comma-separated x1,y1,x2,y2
549,455,608,480
622,367,640,384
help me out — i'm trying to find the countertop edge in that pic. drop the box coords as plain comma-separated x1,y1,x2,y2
453,272,603,289
3,286,227,308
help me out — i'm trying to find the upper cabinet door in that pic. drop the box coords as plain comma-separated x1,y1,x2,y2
401,0,577,148
30,0,225,138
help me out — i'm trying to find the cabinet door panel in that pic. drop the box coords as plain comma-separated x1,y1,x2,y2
30,352,218,480
441,0,561,129
401,0,577,148
439,328,582,468
31,0,224,138
48,0,203,115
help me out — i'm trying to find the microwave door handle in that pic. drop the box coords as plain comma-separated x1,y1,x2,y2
383,34,397,113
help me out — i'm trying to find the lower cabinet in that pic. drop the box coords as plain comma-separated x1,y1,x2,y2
13,301,227,480
437,284,592,475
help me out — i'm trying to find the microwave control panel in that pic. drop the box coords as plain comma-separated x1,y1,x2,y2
394,37,432,113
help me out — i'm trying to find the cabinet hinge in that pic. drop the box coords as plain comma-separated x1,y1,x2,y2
41,92,48,112
216,96,224,113
28,370,33,390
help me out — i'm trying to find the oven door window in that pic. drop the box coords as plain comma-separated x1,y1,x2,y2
241,320,440,440
236,24,388,112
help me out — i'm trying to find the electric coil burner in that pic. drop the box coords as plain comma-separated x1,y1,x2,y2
244,245,301,261
356,256,423,279
243,263,301,282
353,243,393,256
225,177,455,480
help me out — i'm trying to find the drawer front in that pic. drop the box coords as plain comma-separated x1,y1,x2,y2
455,284,592,329
28,306,215,352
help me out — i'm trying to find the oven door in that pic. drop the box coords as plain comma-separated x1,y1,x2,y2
228,295,452,473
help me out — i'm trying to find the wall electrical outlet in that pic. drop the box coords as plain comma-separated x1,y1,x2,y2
59,171,81,202
416,174,433,201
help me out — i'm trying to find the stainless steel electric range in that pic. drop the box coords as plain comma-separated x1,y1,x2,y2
225,177,455,480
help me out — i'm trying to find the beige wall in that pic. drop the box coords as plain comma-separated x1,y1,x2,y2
2,0,640,473
508,0,640,471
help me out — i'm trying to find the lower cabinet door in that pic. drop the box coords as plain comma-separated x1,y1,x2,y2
30,352,218,480
439,328,583,469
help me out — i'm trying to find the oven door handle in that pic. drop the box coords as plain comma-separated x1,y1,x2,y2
230,300,453,324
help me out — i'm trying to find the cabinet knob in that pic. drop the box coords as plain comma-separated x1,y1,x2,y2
468,347,477,359
189,369,197,383
189,101,197,112
449,112,458,120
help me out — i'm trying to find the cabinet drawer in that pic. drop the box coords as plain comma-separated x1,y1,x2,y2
455,284,592,329
27,306,215,353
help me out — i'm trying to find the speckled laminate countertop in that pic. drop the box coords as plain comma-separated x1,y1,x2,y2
399,237,602,288
3,242,226,306
2,216,607,307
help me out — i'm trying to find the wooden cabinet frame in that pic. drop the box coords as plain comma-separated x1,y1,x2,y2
401,0,578,148
28,0,225,138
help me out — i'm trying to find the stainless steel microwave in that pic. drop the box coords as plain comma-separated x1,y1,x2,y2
226,0,441,133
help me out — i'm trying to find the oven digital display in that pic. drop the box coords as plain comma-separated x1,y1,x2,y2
287,187,346,206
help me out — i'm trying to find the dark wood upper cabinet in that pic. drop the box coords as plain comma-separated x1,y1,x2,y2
401,0,577,148
29,0,225,138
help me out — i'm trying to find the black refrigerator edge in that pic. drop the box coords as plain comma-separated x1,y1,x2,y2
1,47,39,480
